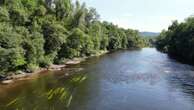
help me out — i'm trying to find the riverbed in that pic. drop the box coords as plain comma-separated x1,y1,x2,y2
1,48,194,110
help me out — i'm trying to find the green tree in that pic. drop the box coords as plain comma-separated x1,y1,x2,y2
156,17,194,64
0,0,146,75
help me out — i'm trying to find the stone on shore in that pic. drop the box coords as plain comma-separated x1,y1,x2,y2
1,80,14,84
49,64,66,70
65,58,85,65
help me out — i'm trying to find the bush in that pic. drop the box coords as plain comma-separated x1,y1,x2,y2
0,48,26,74
0,7,9,22
26,63,39,73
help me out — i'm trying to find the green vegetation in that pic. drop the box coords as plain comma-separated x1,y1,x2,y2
0,0,146,75
156,16,194,64
139,32,159,47
143,36,157,47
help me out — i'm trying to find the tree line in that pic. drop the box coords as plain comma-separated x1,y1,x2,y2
0,0,146,75
156,16,194,65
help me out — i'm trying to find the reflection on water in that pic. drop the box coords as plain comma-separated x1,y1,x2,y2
1,48,194,110
0,72,87,110
69,48,194,110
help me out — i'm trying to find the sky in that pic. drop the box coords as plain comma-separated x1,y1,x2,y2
78,0,194,32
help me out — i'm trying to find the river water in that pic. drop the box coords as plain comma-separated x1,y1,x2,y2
1,48,194,110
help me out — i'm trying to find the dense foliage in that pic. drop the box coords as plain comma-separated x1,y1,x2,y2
156,16,194,64
0,0,146,75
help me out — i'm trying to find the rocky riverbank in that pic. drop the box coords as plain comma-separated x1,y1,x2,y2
0,50,108,84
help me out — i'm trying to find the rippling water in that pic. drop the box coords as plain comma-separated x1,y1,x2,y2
1,48,194,110
70,48,194,110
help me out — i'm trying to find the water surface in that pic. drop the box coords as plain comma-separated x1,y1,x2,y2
70,48,194,110
1,48,194,110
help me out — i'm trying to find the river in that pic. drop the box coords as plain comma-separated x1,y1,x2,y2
1,48,194,110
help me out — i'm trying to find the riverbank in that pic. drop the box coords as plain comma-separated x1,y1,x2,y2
0,50,108,84
155,48,194,66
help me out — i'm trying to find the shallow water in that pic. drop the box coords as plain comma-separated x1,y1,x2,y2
1,48,194,110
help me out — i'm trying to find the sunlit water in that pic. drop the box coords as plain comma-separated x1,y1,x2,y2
1,48,194,110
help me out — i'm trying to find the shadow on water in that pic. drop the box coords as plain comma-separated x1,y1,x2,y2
0,71,87,110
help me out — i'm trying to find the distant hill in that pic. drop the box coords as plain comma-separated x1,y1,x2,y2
140,32,160,37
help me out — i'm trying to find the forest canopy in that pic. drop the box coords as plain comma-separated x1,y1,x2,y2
0,0,146,75
155,16,194,64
